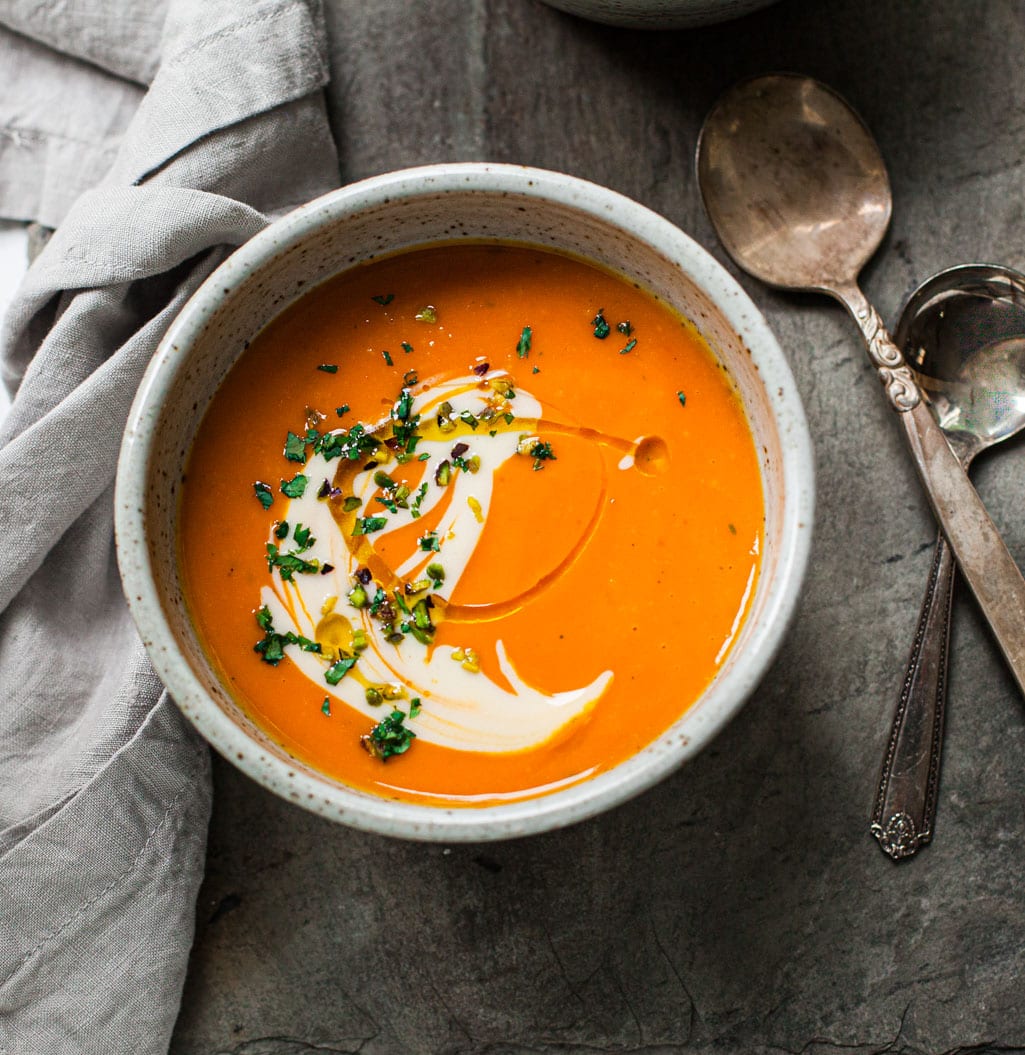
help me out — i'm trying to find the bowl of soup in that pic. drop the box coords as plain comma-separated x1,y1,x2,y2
116,162,813,841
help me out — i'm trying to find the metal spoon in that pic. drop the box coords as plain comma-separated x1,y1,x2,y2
872,264,1025,860
696,74,1025,699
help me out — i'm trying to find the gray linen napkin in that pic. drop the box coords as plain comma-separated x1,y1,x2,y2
0,3,339,1051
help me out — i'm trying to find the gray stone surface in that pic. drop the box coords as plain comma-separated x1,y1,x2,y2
171,1,1025,1052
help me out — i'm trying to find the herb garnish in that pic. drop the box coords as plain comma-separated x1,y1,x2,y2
592,310,610,339
353,515,388,536
280,474,308,498
321,696,331,715
274,520,289,539
266,543,320,581
516,326,532,358
317,364,339,373
254,481,274,509
371,293,394,306
415,305,437,323
677,391,687,408
619,339,637,355
253,606,322,664
401,341,414,355
382,350,394,367
325,656,358,685
284,432,307,463
336,404,350,417
362,709,416,760
419,531,440,552
529,440,556,471
617,321,633,336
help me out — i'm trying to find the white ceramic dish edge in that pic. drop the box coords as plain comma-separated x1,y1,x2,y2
115,162,814,842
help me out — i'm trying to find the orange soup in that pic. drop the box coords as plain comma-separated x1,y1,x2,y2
179,243,763,806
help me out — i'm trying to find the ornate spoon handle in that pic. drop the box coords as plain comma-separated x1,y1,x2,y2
871,532,955,859
837,284,1025,698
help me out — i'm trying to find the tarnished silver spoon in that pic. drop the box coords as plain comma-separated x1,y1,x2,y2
696,74,1025,699
872,264,1025,860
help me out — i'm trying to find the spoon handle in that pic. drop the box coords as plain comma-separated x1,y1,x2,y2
871,531,955,859
841,286,1025,696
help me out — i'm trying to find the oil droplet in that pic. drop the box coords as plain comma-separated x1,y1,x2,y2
633,435,669,476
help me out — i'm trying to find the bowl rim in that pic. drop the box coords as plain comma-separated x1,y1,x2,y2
115,161,814,842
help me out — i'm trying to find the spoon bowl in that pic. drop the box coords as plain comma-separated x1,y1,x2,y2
898,265,1025,455
697,73,891,292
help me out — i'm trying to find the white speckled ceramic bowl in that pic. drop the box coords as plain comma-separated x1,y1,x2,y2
116,163,813,842
539,0,778,29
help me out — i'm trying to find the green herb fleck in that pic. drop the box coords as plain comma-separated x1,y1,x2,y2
617,320,633,336
401,341,414,355
317,363,338,373
676,391,687,408
292,523,314,550
516,325,532,358
336,404,350,417
372,293,394,306
728,522,737,535
415,305,437,323
592,310,610,339
254,481,274,509
619,339,637,355
342,495,362,513
321,696,332,715
382,350,394,367
353,515,388,536
503,412,515,425
255,605,273,630
409,697,422,718
532,366,540,374
325,656,358,685
419,531,440,552
362,709,416,760
274,521,289,540
284,431,307,463
266,543,319,581
529,441,556,471
280,474,308,499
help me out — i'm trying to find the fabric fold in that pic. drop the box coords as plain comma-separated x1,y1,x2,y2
0,2,340,1051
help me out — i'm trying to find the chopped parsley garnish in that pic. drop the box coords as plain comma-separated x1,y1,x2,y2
253,606,322,664
410,481,429,518
317,363,338,373
459,410,479,430
362,709,416,760
529,440,556,471
516,326,532,357
371,293,394,306
325,656,358,685
266,543,319,581
503,412,515,425
415,305,437,323
409,697,422,718
617,320,633,336
382,350,394,367
419,531,440,552
274,521,289,539
284,431,307,463
619,339,637,355
592,310,610,339
353,515,388,536
254,481,274,509
677,391,687,408
336,404,350,417
342,495,362,513
292,523,315,550
280,473,308,498
532,366,540,374
401,341,414,355
321,696,331,715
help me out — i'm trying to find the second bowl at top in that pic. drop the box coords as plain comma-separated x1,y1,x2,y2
116,162,813,842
